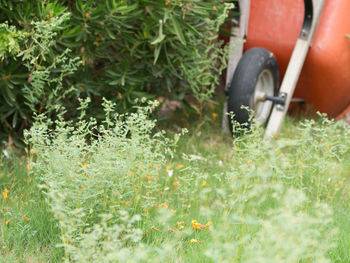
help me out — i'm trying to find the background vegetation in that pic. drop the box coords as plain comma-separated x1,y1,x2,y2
0,0,233,146
1,1,349,262
1,104,350,262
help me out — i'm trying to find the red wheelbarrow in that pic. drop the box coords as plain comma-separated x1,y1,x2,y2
224,0,350,137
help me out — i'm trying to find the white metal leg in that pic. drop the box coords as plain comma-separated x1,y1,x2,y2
225,0,250,88
223,0,250,134
264,0,326,138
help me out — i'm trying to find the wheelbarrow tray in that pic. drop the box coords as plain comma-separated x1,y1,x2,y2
244,0,350,119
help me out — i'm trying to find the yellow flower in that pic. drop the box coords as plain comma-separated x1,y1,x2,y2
5,220,10,225
2,189,8,201
179,225,184,230
190,239,203,244
176,221,184,226
30,149,34,154
201,181,207,187
170,209,176,213
26,163,31,172
81,161,88,168
176,164,184,169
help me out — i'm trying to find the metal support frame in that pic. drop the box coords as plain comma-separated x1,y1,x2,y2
264,0,326,138
225,0,250,90
222,0,250,134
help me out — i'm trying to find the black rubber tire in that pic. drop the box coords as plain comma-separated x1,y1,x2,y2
227,47,279,132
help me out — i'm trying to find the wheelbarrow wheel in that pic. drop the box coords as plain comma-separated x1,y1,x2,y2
227,47,279,132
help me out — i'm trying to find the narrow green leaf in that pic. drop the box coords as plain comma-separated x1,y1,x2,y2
153,44,161,65
171,16,186,45
150,23,165,45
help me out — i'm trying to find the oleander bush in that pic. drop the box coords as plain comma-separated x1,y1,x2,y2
0,0,234,146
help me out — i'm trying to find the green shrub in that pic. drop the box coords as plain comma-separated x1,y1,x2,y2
0,0,233,145
25,99,186,261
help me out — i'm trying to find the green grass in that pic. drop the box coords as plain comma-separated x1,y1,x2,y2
0,155,63,263
1,102,350,262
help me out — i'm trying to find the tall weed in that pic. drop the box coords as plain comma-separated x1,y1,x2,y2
24,106,346,262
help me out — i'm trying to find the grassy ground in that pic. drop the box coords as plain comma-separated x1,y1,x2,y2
1,101,350,262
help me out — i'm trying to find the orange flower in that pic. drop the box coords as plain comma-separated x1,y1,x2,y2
173,177,180,189
151,226,161,232
165,1,170,5
168,227,177,232
192,219,212,230
2,189,8,201
212,113,217,121
205,221,212,227
159,202,168,208
192,220,205,230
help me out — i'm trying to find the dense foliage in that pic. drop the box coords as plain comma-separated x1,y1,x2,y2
0,0,233,145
